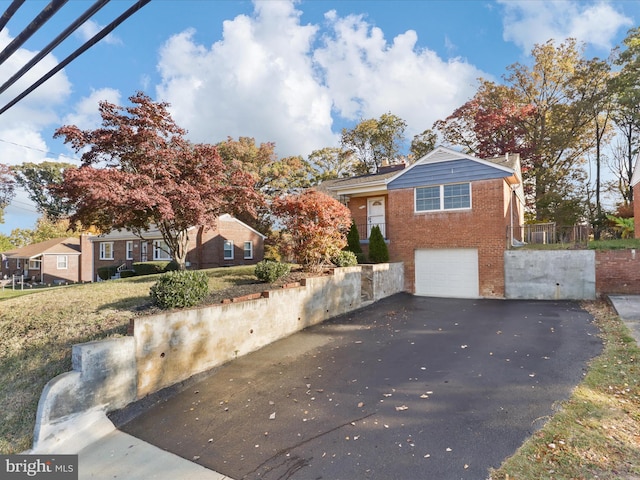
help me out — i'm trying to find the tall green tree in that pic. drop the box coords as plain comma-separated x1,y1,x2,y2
409,129,437,161
574,57,614,236
505,39,595,222
216,136,312,233
341,113,407,174
610,26,640,203
0,163,14,224
12,161,76,221
307,147,355,183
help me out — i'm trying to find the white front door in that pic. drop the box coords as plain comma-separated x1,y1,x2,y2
367,197,386,238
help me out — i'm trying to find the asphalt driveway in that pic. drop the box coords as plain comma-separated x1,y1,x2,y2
116,294,602,480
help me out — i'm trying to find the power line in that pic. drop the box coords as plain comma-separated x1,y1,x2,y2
0,0,26,32
0,137,82,162
0,0,152,115
0,0,68,65
0,0,111,97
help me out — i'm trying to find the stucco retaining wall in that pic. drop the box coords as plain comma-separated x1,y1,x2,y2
32,264,405,453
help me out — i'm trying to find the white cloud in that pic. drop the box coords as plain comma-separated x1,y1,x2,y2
0,30,72,129
155,0,484,158
498,0,633,53
156,1,334,158
314,12,484,139
76,20,122,46
62,88,121,131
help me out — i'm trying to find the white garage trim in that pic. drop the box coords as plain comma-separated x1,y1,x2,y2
415,248,479,298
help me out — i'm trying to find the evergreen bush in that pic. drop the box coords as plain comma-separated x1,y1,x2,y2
368,225,389,263
255,260,291,283
149,270,209,309
133,261,171,276
345,221,363,254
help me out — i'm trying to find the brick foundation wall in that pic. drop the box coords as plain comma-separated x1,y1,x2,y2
596,249,640,295
387,179,509,298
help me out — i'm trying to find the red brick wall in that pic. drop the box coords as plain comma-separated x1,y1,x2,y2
596,249,640,295
387,179,509,297
41,254,80,284
189,219,264,269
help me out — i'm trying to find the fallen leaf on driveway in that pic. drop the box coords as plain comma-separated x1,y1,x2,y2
269,412,276,420
395,405,409,411
358,402,364,408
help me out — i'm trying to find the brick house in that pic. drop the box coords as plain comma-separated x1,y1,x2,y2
325,146,524,298
632,157,639,239
88,214,266,280
1,237,83,284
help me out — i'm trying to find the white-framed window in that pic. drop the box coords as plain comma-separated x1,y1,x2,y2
16,259,21,269
244,241,253,259
153,240,172,261
223,240,234,260
57,255,68,269
126,241,134,260
415,183,471,212
100,242,114,260
29,259,41,270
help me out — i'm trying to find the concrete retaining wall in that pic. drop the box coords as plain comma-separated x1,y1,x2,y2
32,264,405,453
505,250,596,300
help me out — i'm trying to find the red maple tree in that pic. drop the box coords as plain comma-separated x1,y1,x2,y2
54,92,262,269
272,190,352,271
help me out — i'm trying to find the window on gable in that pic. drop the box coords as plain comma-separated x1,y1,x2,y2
224,240,234,260
244,241,253,260
57,255,68,269
416,183,471,212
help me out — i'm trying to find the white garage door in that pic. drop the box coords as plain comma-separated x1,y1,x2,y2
415,249,479,298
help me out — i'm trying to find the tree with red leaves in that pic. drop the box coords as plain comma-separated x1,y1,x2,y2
272,190,351,271
54,92,262,269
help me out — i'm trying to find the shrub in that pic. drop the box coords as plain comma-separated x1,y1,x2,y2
368,225,389,263
332,250,358,267
345,221,363,254
119,270,136,278
149,270,209,309
133,261,171,276
97,265,119,281
356,252,367,264
272,190,351,271
255,260,291,283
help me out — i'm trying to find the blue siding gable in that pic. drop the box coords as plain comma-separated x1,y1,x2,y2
388,159,510,190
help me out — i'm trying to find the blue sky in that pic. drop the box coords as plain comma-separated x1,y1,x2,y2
0,0,638,235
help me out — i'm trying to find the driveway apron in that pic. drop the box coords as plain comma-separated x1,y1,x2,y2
117,294,602,480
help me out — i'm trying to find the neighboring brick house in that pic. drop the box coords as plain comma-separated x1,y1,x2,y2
1,237,83,284
632,157,639,239
88,214,266,280
325,146,524,298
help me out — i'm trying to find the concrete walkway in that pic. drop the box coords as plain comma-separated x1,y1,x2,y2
78,429,233,480
608,295,640,344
